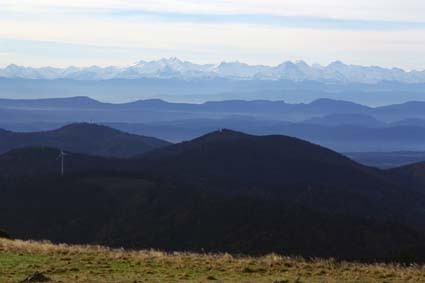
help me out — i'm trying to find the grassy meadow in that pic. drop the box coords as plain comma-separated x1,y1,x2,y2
1,238,425,283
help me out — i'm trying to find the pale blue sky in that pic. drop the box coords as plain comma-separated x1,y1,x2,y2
1,0,425,69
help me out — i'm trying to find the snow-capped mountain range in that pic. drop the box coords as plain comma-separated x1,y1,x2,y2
1,57,425,84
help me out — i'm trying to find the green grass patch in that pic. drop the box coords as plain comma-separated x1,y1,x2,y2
1,238,425,282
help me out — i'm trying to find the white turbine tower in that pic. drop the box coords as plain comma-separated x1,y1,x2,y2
57,149,70,176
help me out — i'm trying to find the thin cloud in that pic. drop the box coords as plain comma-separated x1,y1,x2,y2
1,0,425,22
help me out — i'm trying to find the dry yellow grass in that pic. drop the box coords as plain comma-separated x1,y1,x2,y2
1,238,425,282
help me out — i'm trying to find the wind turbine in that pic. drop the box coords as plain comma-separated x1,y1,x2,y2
57,149,70,176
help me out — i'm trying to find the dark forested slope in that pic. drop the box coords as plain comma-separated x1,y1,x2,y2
1,131,425,262
0,123,170,157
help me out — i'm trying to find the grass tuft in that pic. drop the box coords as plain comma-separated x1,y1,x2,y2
1,238,425,282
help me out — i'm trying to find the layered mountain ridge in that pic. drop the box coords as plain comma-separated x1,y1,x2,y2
6,98,425,154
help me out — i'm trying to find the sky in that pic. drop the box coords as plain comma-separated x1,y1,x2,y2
1,0,425,70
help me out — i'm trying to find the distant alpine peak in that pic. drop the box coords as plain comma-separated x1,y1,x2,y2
328,60,346,67
1,58,425,84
